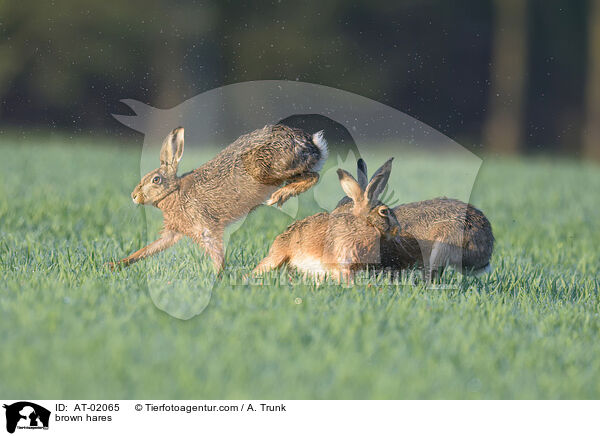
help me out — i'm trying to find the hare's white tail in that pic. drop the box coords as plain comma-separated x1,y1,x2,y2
312,130,329,171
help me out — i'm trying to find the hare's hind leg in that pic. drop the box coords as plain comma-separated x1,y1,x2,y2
253,239,289,275
205,239,224,272
191,227,225,272
253,254,287,276
266,172,319,207
253,251,288,275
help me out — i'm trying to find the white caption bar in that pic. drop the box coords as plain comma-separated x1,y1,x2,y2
1,400,598,435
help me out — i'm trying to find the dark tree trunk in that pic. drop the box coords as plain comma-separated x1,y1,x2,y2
584,0,600,161
484,0,528,155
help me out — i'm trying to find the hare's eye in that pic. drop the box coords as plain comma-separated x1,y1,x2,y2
378,207,388,217
152,175,162,184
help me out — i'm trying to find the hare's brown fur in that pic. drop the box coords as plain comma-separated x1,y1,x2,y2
391,198,494,277
336,159,494,281
254,159,399,282
113,124,328,271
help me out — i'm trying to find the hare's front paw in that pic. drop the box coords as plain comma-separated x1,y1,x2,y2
266,187,292,207
105,261,121,271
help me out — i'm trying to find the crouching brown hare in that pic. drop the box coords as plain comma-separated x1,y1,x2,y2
110,124,328,271
336,159,494,282
253,158,399,283
390,197,494,282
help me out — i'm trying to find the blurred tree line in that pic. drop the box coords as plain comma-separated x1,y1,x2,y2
0,0,598,158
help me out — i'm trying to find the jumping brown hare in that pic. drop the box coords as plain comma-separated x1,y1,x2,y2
110,124,328,271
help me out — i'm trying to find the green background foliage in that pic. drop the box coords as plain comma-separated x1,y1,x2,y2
0,0,597,156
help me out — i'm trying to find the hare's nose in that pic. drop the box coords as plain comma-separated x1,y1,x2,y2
131,192,139,203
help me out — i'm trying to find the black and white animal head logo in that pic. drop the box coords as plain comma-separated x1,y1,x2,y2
3,402,50,434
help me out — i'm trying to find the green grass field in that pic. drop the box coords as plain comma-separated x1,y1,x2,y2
1,137,599,399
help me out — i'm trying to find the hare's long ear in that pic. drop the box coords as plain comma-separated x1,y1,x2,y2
356,158,368,190
337,169,364,204
365,158,393,204
160,127,185,170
